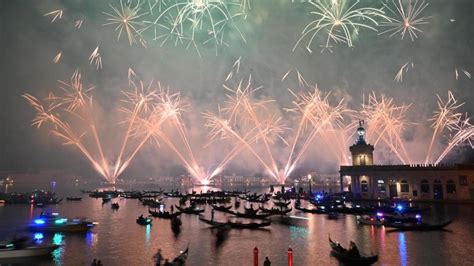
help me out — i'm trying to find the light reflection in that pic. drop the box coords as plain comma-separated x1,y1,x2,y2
398,233,407,266
52,233,65,264
29,204,34,219
146,224,151,243
86,231,95,247
33,232,44,244
289,225,308,240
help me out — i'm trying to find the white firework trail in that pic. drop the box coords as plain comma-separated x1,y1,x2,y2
44,9,64,23
89,46,103,70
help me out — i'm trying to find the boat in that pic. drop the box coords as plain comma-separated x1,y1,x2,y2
229,210,272,219
175,205,205,214
148,209,182,219
28,212,97,232
102,197,111,204
136,215,153,226
273,201,291,207
239,194,270,203
295,204,326,214
259,207,292,215
357,216,384,226
0,239,60,259
211,204,233,213
198,215,271,229
171,246,189,266
329,236,378,265
111,203,120,209
385,220,452,231
66,197,82,201
234,198,241,208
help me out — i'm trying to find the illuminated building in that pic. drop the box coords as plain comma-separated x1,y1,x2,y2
340,122,474,201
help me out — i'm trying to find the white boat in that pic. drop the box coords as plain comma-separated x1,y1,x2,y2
0,244,60,259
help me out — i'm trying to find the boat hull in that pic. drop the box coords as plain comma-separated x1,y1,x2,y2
0,245,60,259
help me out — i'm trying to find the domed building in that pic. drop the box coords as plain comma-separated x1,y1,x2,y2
339,122,474,201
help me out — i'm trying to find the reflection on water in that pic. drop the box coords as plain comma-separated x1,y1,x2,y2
52,233,64,264
398,233,407,266
0,184,474,265
289,226,308,240
33,232,44,244
145,224,151,243
86,232,96,248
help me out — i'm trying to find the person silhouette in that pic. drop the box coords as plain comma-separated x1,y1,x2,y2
264,256,271,266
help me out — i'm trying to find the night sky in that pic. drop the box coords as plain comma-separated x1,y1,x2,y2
1,0,473,179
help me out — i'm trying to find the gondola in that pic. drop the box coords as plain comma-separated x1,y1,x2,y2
148,209,182,219
198,215,271,229
66,197,82,201
259,207,292,215
234,199,241,208
171,246,189,266
385,220,452,231
294,204,326,214
239,194,270,203
229,210,272,219
136,215,152,226
273,201,291,207
211,204,233,213
175,205,205,214
329,236,378,265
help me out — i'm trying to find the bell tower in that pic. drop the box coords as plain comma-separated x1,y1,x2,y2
349,120,374,166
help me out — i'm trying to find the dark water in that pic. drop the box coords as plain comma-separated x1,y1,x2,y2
1,183,474,266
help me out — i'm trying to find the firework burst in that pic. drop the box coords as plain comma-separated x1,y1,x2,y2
294,0,389,53
379,0,431,41
359,92,412,164
103,0,148,45
144,0,247,55
23,72,166,183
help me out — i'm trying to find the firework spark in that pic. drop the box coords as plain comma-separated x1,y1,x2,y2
455,67,471,80
293,0,389,53
103,0,147,45
435,117,474,165
426,91,465,164
74,20,84,29
52,52,62,64
380,0,431,41
394,61,414,82
89,46,103,70
44,9,63,23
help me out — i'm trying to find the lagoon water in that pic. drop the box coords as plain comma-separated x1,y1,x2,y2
1,182,473,266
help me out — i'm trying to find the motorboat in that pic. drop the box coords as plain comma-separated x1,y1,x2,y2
28,212,97,232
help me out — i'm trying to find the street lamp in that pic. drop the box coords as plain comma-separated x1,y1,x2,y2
308,174,312,194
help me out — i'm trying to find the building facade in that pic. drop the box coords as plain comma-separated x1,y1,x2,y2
339,123,474,201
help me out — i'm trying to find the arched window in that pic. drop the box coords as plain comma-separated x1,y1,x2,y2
377,180,386,192
420,179,429,194
361,180,368,193
446,179,456,194
400,180,409,193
